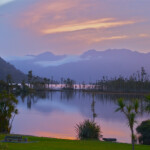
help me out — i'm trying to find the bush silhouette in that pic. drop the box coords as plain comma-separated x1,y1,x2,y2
76,120,101,140
136,120,150,145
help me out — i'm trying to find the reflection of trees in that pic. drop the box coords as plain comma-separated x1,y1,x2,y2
19,91,148,115
21,91,75,109
0,91,18,133
91,93,97,122
20,91,52,109
86,92,146,116
61,91,75,100
27,95,32,109
27,93,40,109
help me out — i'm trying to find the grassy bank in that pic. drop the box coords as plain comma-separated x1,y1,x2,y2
0,134,149,150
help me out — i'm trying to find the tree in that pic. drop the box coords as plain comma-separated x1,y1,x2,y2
141,67,146,82
47,78,50,89
6,74,13,93
28,70,33,88
136,120,150,145
82,81,86,90
115,98,139,150
145,95,150,113
6,74,12,85
21,80,29,93
43,78,47,89
0,80,9,93
64,78,74,90
0,91,18,133
75,120,101,140
60,77,64,89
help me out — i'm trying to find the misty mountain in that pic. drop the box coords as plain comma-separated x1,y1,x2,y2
28,51,66,61
0,57,26,82
5,49,150,82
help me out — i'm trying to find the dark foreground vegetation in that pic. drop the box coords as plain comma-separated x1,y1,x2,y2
137,120,150,145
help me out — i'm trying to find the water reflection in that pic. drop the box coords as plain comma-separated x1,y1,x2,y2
91,93,97,122
11,91,149,143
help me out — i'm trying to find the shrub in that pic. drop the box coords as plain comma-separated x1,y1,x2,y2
136,120,150,145
75,120,101,140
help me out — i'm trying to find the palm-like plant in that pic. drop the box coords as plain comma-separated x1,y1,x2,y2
115,98,139,150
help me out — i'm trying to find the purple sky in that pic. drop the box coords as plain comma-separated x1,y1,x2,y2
0,0,150,57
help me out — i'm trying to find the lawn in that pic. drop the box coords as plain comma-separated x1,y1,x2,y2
0,134,149,150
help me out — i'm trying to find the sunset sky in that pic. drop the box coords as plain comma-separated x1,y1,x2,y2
0,0,150,56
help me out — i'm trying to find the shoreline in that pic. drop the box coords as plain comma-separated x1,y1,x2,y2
38,89,150,96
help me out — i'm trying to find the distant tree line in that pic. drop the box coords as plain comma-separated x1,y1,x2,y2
91,67,150,93
1,67,150,93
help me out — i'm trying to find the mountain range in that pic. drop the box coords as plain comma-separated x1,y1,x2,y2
4,49,150,82
0,57,26,82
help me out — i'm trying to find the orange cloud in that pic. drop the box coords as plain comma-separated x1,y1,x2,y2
41,19,135,34
90,35,128,43
16,0,136,34
138,34,150,38
17,0,84,28
61,32,129,45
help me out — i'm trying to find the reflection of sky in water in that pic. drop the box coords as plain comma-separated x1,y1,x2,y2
11,92,149,143
33,100,78,113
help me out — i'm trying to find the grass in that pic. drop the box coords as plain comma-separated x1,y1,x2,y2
0,134,149,150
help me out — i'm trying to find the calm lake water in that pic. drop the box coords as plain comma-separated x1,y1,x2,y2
11,91,149,143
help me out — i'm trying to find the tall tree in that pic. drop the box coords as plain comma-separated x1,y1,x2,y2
6,74,13,93
6,74,12,85
43,78,47,89
141,67,146,82
115,98,139,150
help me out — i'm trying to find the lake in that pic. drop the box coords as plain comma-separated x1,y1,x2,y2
11,91,149,143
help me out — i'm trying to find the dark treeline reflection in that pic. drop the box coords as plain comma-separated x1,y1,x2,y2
18,91,147,116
